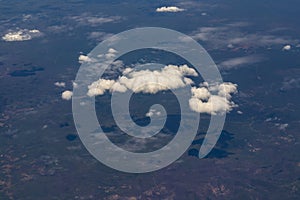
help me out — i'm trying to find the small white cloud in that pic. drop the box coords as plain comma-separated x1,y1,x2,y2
78,54,93,63
62,90,73,100
54,82,66,87
282,45,291,51
146,109,162,117
2,29,42,42
156,6,185,12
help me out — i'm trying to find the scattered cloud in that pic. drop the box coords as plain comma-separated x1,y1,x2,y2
156,6,185,12
64,48,238,115
62,90,73,100
265,116,289,131
2,29,42,42
54,82,66,87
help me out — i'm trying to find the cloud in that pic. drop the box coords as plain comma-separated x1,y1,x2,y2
78,54,93,64
86,62,237,115
146,109,162,117
156,6,185,12
54,82,66,87
189,82,237,115
2,29,42,42
282,45,291,51
218,55,264,70
62,90,73,100
87,64,197,96
78,48,119,65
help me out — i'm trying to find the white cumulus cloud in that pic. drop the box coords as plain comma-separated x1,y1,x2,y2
86,63,238,115
189,82,238,115
87,64,197,96
282,45,291,51
62,90,73,100
156,6,185,12
2,29,42,42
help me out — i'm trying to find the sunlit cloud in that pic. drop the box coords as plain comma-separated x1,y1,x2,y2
189,82,238,115
87,64,197,96
62,90,73,100
2,29,42,42
86,63,237,115
282,44,291,51
156,6,185,12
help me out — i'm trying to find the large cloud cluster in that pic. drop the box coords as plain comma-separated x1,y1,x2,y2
2,29,42,42
85,64,237,115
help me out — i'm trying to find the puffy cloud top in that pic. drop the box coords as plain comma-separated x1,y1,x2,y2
87,64,197,96
189,82,237,115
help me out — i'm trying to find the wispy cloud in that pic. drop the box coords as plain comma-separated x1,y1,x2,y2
190,23,298,50
70,13,122,27
87,31,114,42
218,55,264,70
